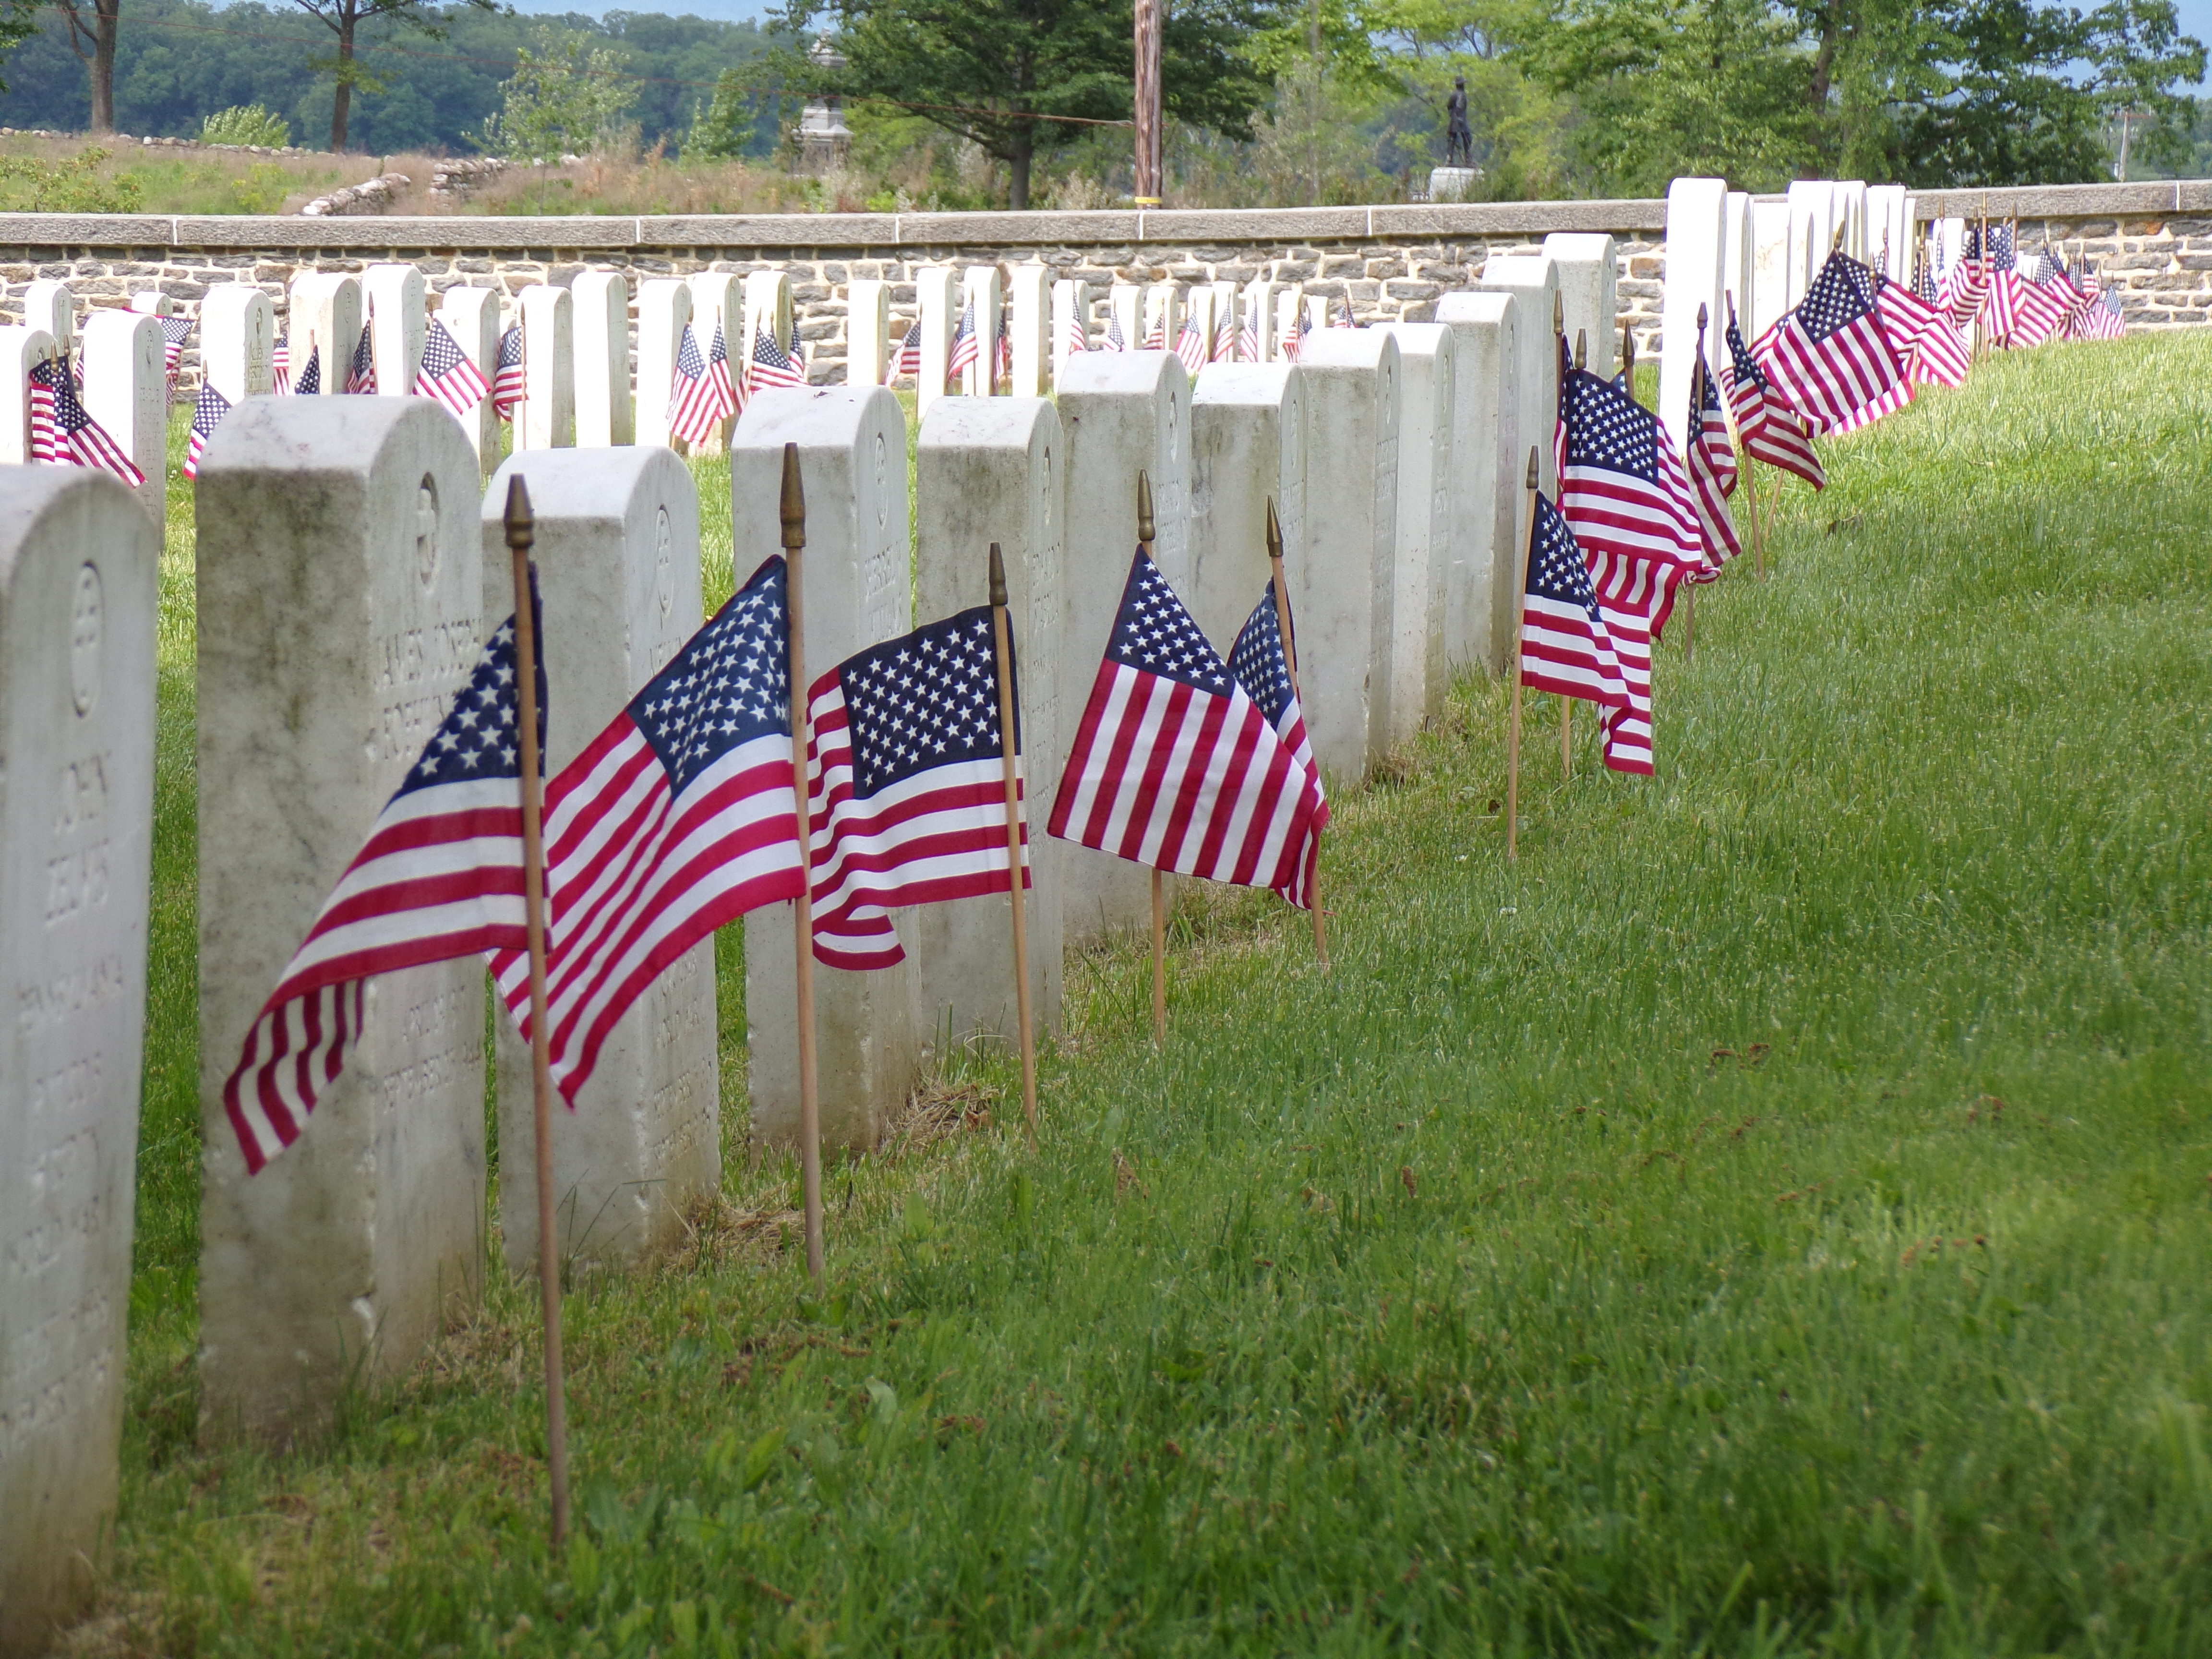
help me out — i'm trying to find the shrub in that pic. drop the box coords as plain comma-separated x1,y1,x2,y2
0,149,143,213
200,105,292,149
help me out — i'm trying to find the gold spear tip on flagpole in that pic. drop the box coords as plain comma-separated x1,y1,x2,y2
1264,496,1283,563
988,541,1008,609
1551,289,1563,333
1525,447,1538,490
503,473,533,551
1136,469,1154,543
1696,301,1708,330
1574,328,1586,369
779,441,805,550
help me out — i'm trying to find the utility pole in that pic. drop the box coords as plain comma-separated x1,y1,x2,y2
1133,0,1163,204
2115,107,2144,181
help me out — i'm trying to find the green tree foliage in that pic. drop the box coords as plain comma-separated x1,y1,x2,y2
198,101,292,146
743,0,1274,209
0,0,44,96
480,26,638,161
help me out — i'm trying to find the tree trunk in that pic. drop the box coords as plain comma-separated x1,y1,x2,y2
330,13,355,153
1008,122,1032,211
89,0,118,134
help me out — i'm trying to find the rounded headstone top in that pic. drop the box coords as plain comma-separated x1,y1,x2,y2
1056,350,1190,400
1189,361,1295,406
196,391,473,482
484,445,695,529
0,462,151,592
915,394,1058,450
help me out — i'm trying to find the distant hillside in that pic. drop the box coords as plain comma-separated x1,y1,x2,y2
0,0,788,157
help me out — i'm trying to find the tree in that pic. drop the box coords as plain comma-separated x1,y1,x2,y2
52,0,119,133
480,26,638,160
760,0,1274,210
0,0,48,99
283,0,495,153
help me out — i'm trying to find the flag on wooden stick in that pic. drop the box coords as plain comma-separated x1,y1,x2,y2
182,381,229,481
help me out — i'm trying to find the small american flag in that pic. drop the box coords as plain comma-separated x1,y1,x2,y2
182,381,229,481
293,341,322,397
668,323,734,446
750,323,807,394
1237,310,1259,362
158,313,192,396
1876,275,1970,389
491,325,524,420
1555,366,1704,577
1993,262,2069,347
1586,552,1664,775
1754,252,1906,433
1686,361,1739,574
1103,313,1127,352
948,301,979,383
1048,547,1322,906
805,606,1027,970
1284,311,1312,363
1227,580,1326,907
1518,492,1628,713
272,341,291,395
490,554,805,1104
1061,312,1088,359
993,310,1011,384
1720,316,1824,489
1174,315,1208,375
1211,310,1237,363
1143,313,1166,350
223,604,543,1172
345,325,376,394
29,357,144,487
893,319,923,379
417,317,489,420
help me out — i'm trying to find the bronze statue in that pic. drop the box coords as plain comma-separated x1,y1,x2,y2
1444,76,1473,167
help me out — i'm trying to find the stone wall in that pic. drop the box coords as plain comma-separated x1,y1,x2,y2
0,180,2204,388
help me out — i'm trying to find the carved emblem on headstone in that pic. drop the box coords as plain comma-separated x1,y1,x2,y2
70,562,102,716
414,477,439,589
655,505,675,622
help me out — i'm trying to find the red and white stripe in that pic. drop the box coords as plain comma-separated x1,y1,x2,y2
1755,305,1902,434
1877,278,1970,389
1587,551,1674,775
1559,443,1705,575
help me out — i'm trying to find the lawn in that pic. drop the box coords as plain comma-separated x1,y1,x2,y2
87,336,2212,1657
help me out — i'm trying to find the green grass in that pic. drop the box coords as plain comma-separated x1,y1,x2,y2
97,339,2212,1657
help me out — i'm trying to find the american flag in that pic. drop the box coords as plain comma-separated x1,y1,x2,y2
1754,252,1906,433
1174,315,1209,375
1686,360,1739,574
1518,492,1628,713
804,605,1027,969
292,341,322,397
1986,260,2068,348
158,313,192,395
272,341,290,395
993,310,1011,384
668,323,735,447
1586,552,1664,774
948,301,979,384
2082,287,2127,340
1049,548,1322,905
894,319,923,380
1226,580,1326,906
345,325,376,394
1720,316,1824,488
223,606,543,1172
28,357,144,487
490,554,805,1104
181,381,229,482
491,325,524,420
1555,365,1704,577
1211,308,1237,363
1876,275,1970,389
417,317,489,420
1143,313,1166,350
1971,221,2015,271
1061,311,1088,359
1237,308,1259,362
1283,311,1312,363
751,323,807,394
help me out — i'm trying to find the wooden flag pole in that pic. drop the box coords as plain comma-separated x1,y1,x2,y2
1266,497,1327,970
1138,470,1167,1044
1726,292,1763,581
780,443,825,1287
1621,325,1636,399
503,476,570,1553
987,542,1039,1147
1506,448,1538,860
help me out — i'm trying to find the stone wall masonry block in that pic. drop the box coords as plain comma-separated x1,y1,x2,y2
437,286,501,465
1478,255,1560,496
1377,322,1452,730
1433,290,1520,675
846,278,890,388
1721,194,1753,339
288,271,360,398
481,448,715,1275
0,328,57,464
1052,350,1191,940
1750,200,1791,342
1659,178,1727,459
363,263,426,397
1050,279,1088,382
910,396,1067,1048
633,279,690,454
1542,233,1618,380
686,272,741,451
730,387,917,1150
1109,284,1142,353
1008,265,1050,397
201,284,276,405
1786,181,1835,307
572,271,632,448
195,396,487,1443
20,280,72,359
0,467,157,1659
516,284,574,452
962,265,1002,397
916,266,959,418
77,309,165,533
1189,362,1303,656
1292,327,1399,782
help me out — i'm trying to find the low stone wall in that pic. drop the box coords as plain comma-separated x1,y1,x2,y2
0,180,2204,386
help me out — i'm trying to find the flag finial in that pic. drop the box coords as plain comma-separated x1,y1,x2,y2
503,474,534,552
1696,301,1708,331
1264,496,1283,564
1136,469,1154,543
780,442,805,551
1525,446,1538,490
988,541,1008,609
1575,328,1586,370
1551,289,1563,334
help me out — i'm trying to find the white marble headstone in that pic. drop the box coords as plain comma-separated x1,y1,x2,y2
633,279,692,453
1007,264,1049,397
961,265,1002,397
1189,362,1303,653
0,466,157,1659
202,284,277,406
77,309,165,533
1050,279,1088,382
19,280,72,360
1432,290,1521,675
1750,199,1792,341
1542,232,1618,381
1376,321,1452,733
571,270,632,447
916,266,959,417
1786,181,1836,306
845,278,890,388
0,326,57,464
1477,255,1559,496
516,283,574,451
363,263,426,397
686,273,742,451
288,271,360,399
435,287,502,465
1659,176,1727,459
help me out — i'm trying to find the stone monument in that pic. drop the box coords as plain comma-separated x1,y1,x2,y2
1433,289,1521,675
